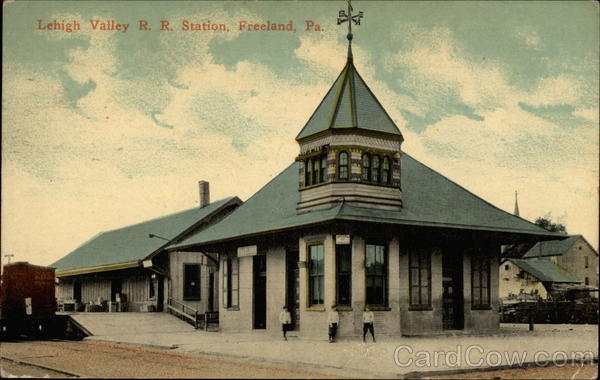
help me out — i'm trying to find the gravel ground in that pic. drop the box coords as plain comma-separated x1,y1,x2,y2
0,340,345,378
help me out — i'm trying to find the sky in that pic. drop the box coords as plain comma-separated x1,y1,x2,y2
2,0,598,266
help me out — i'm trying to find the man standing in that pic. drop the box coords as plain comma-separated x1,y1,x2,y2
362,307,375,343
327,306,339,343
279,306,291,341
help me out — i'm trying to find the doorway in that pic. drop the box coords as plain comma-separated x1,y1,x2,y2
157,275,164,312
253,255,267,329
442,250,464,330
73,281,82,302
286,249,300,330
111,279,122,302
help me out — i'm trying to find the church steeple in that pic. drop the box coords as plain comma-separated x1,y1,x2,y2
514,190,520,216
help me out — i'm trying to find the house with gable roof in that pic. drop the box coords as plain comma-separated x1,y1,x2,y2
522,235,598,289
499,235,598,300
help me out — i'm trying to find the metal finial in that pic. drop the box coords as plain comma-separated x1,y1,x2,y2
337,0,363,61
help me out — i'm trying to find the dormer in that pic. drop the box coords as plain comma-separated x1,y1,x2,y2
295,55,404,213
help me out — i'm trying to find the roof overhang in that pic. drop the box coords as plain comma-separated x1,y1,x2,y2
169,216,560,253
56,260,140,278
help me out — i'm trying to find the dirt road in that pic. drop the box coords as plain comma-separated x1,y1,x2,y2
0,340,343,378
1,339,597,379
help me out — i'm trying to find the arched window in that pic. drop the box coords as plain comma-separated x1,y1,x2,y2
305,159,313,186
362,153,371,181
312,157,320,185
372,155,380,183
382,156,390,184
320,155,327,183
338,151,349,180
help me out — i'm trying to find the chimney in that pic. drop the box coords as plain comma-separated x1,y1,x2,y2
199,181,210,208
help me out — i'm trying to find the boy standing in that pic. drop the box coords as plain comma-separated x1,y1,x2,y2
327,306,339,343
362,307,375,343
279,306,291,340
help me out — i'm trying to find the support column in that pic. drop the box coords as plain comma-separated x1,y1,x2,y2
352,236,365,335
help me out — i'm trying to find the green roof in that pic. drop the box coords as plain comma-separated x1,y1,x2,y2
171,154,557,249
295,60,403,141
52,197,239,272
523,235,594,258
508,258,579,283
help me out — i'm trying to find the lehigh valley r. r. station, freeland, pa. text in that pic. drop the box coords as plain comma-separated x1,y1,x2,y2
36,19,325,33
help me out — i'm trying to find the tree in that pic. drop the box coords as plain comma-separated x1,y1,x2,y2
534,216,567,234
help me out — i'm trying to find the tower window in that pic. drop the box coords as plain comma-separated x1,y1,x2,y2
312,157,320,185
372,155,380,183
320,155,327,183
338,151,349,180
382,156,391,184
305,159,313,186
362,153,371,181
305,154,328,187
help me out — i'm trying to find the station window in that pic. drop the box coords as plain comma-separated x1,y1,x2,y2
308,243,325,306
472,251,491,309
366,243,387,306
336,244,352,306
409,247,431,309
223,257,239,308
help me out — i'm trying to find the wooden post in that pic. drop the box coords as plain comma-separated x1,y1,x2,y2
194,310,198,329
528,304,534,331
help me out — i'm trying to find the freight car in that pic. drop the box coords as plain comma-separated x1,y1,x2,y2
0,262,58,339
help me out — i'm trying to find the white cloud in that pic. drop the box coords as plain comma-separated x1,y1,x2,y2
572,107,599,123
2,10,598,268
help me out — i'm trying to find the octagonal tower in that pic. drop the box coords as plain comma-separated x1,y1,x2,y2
295,49,404,213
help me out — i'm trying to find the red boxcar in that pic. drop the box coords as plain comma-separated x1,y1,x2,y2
0,262,57,338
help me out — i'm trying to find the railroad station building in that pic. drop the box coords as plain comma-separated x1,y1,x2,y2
53,39,561,338
164,49,559,337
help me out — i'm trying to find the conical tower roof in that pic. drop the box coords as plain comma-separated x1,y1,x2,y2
295,59,403,141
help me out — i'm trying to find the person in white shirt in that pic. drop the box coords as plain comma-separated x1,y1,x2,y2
362,307,375,342
279,306,292,341
327,306,340,343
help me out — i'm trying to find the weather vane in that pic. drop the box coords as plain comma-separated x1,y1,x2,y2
337,0,363,60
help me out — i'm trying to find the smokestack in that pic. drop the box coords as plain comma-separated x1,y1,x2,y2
199,181,210,208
